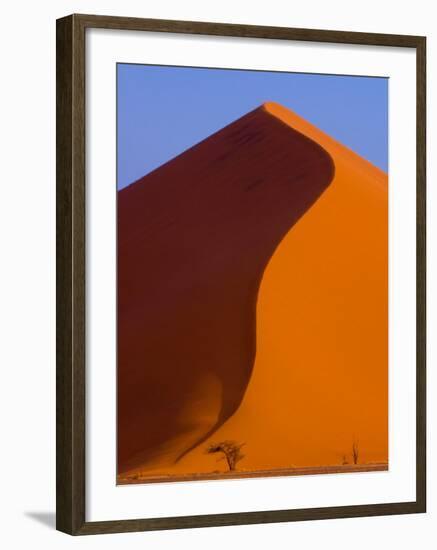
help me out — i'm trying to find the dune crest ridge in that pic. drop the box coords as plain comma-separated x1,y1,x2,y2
262,101,387,185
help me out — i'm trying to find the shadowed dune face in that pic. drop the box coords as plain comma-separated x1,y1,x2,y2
117,105,334,475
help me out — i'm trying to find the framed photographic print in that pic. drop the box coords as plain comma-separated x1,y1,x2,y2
56,13,426,535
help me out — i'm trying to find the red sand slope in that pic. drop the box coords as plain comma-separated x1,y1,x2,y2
155,102,388,478
117,104,335,475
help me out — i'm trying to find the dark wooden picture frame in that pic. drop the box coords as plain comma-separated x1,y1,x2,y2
56,13,426,535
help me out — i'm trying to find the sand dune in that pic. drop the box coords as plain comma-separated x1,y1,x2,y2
117,104,334,475
118,102,388,481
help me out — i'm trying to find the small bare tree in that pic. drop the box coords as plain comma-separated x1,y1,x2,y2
206,440,245,471
342,454,349,466
352,441,359,465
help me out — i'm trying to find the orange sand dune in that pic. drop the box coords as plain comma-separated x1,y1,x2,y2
117,104,334,476
121,102,388,481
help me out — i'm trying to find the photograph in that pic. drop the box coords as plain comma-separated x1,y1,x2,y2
116,64,389,484
54,12,426,535
0,0,431,546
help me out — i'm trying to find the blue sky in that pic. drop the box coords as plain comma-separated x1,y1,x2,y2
117,64,388,190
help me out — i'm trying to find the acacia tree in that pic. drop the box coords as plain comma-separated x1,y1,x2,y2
352,441,359,465
206,440,245,471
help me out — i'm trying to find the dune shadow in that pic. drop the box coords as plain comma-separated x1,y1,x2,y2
117,103,335,474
